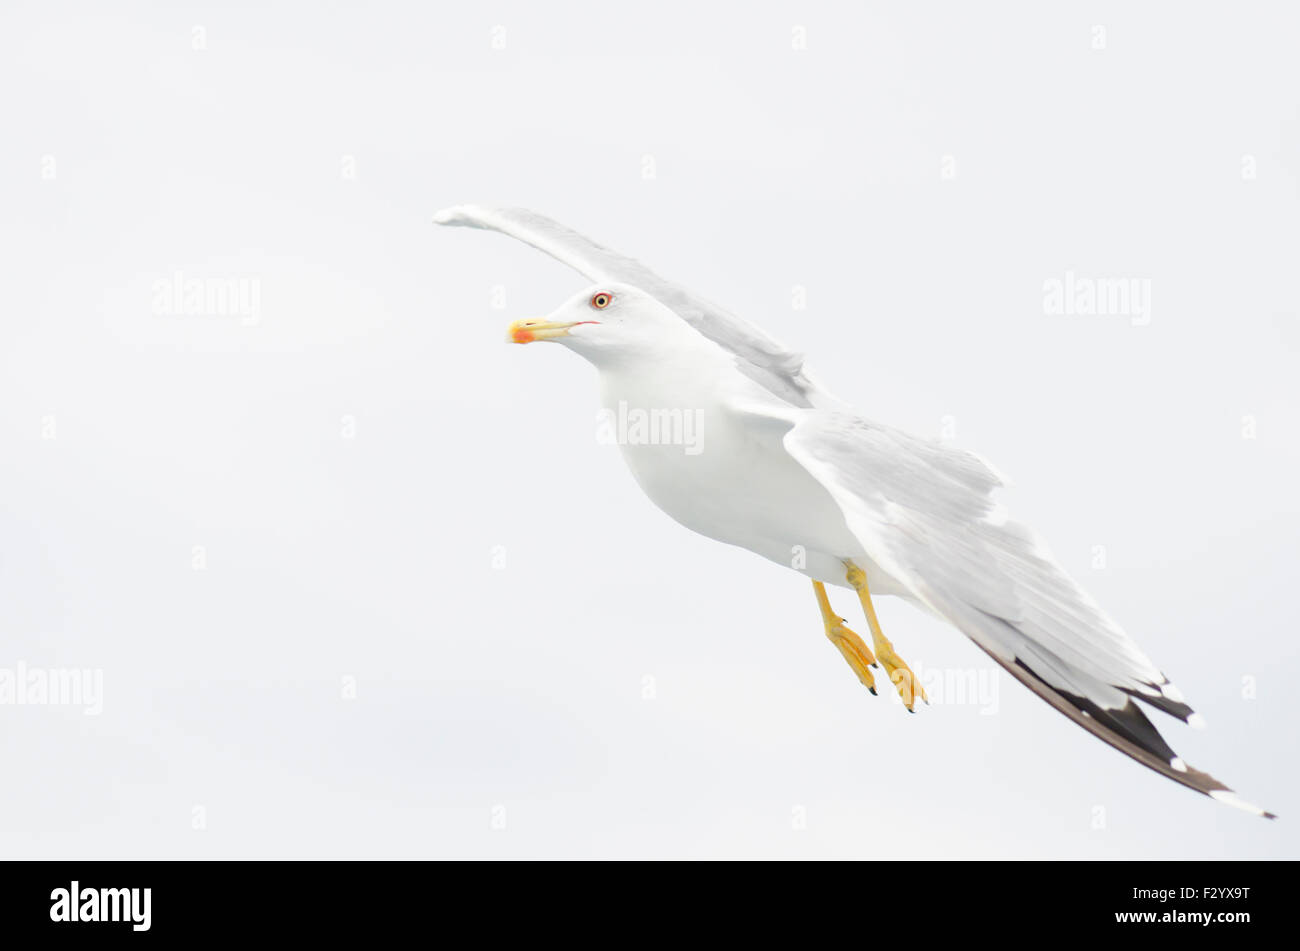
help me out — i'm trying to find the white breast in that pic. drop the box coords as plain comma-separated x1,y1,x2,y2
594,361,902,593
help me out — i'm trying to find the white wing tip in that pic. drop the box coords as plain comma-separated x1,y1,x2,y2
433,204,487,227
1170,757,1188,773
1209,789,1275,819
981,502,1010,527
1187,712,1208,730
967,450,1013,489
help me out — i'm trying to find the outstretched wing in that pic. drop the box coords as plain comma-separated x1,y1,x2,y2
776,407,1274,817
433,204,824,408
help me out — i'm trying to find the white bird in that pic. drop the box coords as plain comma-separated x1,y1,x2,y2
434,204,1273,819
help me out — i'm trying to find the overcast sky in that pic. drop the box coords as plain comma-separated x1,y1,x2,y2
1,1,1296,858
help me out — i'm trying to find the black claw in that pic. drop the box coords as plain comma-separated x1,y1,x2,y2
868,687,877,696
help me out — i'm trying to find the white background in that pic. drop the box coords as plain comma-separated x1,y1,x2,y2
1,2,1296,858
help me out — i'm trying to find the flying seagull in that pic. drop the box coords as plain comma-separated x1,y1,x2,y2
434,204,1273,819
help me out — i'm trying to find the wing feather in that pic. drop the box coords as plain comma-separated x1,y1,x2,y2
434,204,822,407
780,408,1272,815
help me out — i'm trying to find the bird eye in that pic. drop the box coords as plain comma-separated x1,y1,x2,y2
590,292,613,309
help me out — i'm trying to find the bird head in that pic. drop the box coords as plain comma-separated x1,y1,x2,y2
506,283,692,364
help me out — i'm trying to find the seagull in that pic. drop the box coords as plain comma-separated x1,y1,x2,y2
434,204,1274,819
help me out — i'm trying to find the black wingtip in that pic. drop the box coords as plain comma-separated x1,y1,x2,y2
973,647,1267,813
1122,683,1196,724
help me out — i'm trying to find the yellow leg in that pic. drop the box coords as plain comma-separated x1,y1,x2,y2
844,562,928,711
812,580,877,695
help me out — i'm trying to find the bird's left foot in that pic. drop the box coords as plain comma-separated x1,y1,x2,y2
871,634,929,712
844,563,929,712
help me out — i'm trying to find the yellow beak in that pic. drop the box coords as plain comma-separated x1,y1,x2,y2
506,318,591,344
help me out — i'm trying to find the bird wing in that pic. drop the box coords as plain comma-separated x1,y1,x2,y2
764,404,1272,816
433,204,823,408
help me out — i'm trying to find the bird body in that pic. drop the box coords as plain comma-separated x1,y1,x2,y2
595,318,885,594
435,204,1273,818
